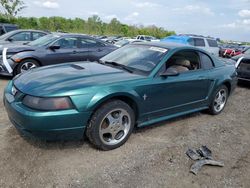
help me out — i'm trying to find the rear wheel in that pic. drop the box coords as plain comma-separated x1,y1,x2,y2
208,85,228,115
86,100,135,150
14,59,40,76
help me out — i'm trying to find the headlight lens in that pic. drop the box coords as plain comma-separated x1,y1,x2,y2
22,95,74,111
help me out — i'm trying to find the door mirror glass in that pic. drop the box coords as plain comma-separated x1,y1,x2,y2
49,45,61,50
160,67,179,77
7,37,14,42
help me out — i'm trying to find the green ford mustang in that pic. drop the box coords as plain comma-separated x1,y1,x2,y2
4,42,237,150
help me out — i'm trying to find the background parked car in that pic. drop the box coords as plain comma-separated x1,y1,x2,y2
0,33,117,76
231,47,250,82
0,29,49,46
219,44,246,58
136,35,160,42
0,23,18,35
161,34,219,56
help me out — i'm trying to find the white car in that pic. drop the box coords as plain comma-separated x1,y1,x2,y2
161,35,220,56
136,35,160,42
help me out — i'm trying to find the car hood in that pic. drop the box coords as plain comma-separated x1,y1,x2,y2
231,54,250,61
0,44,37,54
13,62,144,97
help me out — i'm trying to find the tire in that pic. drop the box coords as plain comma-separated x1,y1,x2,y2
14,59,40,76
86,100,135,150
208,85,228,115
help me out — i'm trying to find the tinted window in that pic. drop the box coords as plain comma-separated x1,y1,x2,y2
79,38,105,48
11,32,31,41
200,53,214,69
187,38,195,46
207,39,218,47
54,37,78,49
5,26,18,32
193,38,205,47
32,32,46,40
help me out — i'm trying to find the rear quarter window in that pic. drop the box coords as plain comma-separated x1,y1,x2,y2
207,39,218,47
200,52,214,69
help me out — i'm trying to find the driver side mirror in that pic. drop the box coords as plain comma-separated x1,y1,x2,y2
49,45,61,50
7,37,14,42
160,67,179,77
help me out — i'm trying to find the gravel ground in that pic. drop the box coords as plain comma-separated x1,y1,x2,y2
0,78,249,188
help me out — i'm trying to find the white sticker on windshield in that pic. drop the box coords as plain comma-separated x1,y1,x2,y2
149,47,168,53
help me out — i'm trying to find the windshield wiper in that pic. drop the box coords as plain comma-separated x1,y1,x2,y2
102,61,134,73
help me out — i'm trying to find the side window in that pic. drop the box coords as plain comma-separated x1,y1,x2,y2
187,38,194,46
32,32,46,40
159,50,201,75
10,32,31,41
200,52,214,69
54,37,78,49
207,39,218,47
193,38,205,47
79,38,105,48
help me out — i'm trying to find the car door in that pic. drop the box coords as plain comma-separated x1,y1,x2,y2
77,37,91,61
84,38,113,61
142,50,213,120
43,36,79,65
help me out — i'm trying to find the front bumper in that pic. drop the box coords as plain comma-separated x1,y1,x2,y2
4,87,92,141
0,61,14,76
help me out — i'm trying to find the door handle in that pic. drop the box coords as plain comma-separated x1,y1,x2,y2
72,50,77,54
97,49,103,52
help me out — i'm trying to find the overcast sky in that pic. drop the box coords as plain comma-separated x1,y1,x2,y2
20,0,250,42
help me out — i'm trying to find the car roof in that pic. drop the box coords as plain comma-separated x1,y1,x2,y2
8,29,49,33
131,41,189,50
50,32,88,37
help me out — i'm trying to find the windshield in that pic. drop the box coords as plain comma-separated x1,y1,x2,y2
0,30,17,40
29,34,60,47
244,48,250,55
101,44,167,74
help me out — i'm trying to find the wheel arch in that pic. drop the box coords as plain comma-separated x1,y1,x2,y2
13,57,42,69
88,93,140,123
221,80,232,95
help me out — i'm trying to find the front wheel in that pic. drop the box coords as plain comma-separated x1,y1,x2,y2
208,85,228,115
86,100,135,150
14,59,40,76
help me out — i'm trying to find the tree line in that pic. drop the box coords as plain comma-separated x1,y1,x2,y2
0,14,175,38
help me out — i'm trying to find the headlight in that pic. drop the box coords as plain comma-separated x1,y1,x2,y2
22,95,74,111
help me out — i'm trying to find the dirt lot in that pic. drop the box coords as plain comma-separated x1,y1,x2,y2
0,78,249,188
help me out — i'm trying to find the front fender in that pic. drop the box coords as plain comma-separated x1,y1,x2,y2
11,51,40,66
88,90,141,111
69,86,142,113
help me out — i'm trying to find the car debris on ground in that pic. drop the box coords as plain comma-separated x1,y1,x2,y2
186,146,224,175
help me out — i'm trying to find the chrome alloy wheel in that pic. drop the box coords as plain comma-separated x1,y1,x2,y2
99,108,131,145
20,62,38,73
213,89,227,113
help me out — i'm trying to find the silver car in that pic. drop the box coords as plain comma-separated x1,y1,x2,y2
0,29,49,47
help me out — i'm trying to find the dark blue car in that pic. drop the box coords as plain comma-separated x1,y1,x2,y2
0,33,117,76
